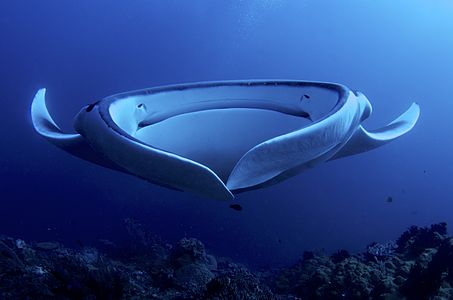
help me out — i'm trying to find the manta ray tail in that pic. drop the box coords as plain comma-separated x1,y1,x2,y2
331,102,420,160
31,89,119,169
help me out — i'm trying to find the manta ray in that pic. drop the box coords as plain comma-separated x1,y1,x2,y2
31,80,420,200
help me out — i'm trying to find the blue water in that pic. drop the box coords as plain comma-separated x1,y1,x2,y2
1,0,453,268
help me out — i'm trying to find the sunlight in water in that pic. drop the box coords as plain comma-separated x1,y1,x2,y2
231,0,288,39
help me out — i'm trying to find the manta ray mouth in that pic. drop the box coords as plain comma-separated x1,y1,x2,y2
106,81,340,183
135,108,311,182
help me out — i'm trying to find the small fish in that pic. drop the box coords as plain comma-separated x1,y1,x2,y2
423,170,426,174
229,204,243,211
386,196,393,203
278,239,282,244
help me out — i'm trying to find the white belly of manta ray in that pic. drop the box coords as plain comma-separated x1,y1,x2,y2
31,80,420,200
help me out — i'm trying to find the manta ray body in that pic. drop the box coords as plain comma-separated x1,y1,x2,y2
31,80,420,200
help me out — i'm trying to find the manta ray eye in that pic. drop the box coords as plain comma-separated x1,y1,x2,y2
137,103,143,108
85,101,100,112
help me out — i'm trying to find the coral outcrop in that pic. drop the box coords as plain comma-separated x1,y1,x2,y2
1,222,452,299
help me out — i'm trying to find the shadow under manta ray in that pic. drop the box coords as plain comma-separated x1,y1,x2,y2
31,80,420,200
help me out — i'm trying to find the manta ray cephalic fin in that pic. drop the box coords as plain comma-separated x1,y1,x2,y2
331,102,420,160
31,89,120,170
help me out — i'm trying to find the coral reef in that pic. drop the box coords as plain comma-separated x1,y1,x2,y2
274,222,453,300
1,222,453,299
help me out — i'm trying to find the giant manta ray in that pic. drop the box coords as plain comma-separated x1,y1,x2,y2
31,80,420,200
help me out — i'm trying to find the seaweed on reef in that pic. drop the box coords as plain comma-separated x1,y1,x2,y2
124,217,162,255
302,250,315,260
331,249,351,263
48,254,125,299
400,238,453,300
0,236,129,299
204,265,274,299
0,239,25,275
396,222,447,258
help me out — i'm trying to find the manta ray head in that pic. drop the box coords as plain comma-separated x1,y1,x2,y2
74,98,149,138
74,104,92,137
354,90,372,122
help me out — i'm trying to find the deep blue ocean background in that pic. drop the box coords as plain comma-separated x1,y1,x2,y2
1,0,452,269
